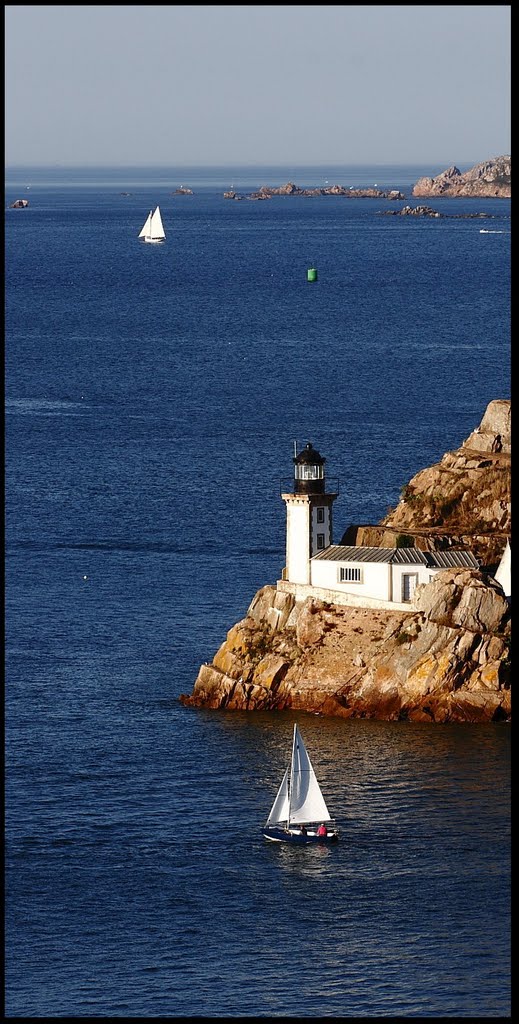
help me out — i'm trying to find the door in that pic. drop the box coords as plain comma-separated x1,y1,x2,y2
402,573,418,602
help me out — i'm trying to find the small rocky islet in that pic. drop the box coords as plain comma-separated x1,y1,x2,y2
181,400,511,724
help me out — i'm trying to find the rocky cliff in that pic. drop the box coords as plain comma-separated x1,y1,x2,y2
343,400,511,568
180,569,510,723
180,401,511,724
412,156,511,198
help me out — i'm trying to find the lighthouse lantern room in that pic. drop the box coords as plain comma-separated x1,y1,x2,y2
281,442,338,585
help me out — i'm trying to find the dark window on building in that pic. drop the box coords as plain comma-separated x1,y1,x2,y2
340,566,362,583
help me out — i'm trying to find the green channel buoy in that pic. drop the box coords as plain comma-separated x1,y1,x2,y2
307,267,318,282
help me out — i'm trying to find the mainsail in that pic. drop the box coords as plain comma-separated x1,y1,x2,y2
150,206,165,239
289,725,331,825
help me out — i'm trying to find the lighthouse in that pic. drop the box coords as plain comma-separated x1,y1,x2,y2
281,442,338,585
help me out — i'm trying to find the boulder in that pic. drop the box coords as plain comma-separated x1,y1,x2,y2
414,569,509,633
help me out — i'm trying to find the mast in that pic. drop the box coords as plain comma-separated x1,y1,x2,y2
287,723,297,828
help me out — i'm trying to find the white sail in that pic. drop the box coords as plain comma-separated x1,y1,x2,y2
138,211,152,238
150,205,165,240
265,768,290,825
288,725,331,825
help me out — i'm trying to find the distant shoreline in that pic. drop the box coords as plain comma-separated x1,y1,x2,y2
5,159,510,199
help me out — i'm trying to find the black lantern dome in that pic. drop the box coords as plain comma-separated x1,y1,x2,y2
293,442,326,494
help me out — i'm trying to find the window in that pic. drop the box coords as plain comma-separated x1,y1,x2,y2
316,507,325,523
295,464,323,480
339,566,361,583
316,533,325,550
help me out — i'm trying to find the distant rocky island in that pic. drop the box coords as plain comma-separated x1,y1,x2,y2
224,157,511,202
380,205,506,221
224,183,405,201
181,401,511,724
412,156,511,198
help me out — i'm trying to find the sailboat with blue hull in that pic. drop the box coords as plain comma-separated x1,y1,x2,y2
263,724,339,844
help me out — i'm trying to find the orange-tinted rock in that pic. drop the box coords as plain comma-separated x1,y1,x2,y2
412,157,510,198
180,575,510,723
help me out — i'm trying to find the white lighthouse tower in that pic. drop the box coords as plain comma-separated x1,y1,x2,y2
281,442,338,585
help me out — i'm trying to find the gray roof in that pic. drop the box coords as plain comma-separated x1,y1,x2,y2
312,545,428,564
312,544,479,569
426,549,480,569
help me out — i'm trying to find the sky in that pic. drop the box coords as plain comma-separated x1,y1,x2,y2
5,5,511,168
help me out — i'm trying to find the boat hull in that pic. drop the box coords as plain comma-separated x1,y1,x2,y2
263,826,339,845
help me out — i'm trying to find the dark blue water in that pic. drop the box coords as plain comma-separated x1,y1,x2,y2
5,166,511,1017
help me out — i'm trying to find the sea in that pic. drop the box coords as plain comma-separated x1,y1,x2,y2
5,164,511,1018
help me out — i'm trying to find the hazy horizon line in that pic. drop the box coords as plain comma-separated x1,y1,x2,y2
5,155,508,171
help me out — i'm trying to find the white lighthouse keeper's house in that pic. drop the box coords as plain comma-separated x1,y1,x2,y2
277,442,480,610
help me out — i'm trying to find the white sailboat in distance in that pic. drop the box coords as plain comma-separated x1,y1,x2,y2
138,205,165,244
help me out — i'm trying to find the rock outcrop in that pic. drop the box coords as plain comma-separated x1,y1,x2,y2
412,156,511,198
385,205,443,217
343,400,511,568
180,571,510,723
381,206,501,220
224,182,405,201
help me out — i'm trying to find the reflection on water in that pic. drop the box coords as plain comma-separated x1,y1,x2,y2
269,838,336,878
